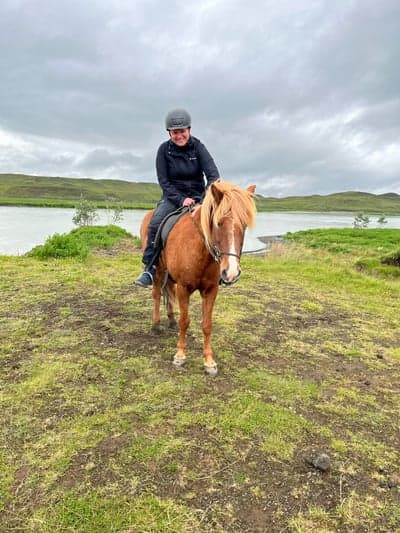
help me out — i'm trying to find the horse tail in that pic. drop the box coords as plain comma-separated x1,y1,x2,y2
162,275,176,310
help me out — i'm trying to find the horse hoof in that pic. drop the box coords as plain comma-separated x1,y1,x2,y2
204,364,218,377
168,319,177,330
172,357,186,368
151,324,161,335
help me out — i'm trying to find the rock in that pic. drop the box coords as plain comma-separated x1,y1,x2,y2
306,453,331,472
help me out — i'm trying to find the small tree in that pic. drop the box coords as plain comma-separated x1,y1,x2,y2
106,203,124,224
353,213,370,229
72,195,99,226
377,215,387,227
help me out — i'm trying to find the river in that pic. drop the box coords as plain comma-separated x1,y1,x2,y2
1,206,400,256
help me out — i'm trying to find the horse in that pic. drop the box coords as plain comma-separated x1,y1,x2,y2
139,180,256,376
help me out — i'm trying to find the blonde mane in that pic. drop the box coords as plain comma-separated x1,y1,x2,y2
200,181,257,251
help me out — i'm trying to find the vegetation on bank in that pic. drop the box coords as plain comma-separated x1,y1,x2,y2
0,196,154,209
1,226,399,531
27,226,137,260
287,228,400,278
1,173,400,213
259,190,400,214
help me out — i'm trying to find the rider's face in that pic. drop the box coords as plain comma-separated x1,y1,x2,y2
169,128,190,147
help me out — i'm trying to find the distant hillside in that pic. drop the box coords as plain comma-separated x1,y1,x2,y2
0,174,399,213
255,190,400,214
0,174,161,207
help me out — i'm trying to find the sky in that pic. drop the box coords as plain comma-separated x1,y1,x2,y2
1,0,399,197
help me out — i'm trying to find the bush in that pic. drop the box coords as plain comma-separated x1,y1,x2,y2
27,225,133,260
72,196,99,226
353,213,370,229
28,233,89,260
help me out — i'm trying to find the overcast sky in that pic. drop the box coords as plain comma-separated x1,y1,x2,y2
1,0,399,197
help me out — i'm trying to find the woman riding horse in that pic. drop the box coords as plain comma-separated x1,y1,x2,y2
135,108,220,287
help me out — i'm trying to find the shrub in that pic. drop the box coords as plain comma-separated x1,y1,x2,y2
27,225,133,260
28,233,89,260
353,213,370,229
72,196,99,226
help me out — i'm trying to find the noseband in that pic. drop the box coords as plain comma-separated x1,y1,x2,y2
189,210,243,264
210,244,242,264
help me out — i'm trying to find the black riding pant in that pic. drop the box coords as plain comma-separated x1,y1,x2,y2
142,198,179,268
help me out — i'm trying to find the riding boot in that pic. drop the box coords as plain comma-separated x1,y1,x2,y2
135,265,156,288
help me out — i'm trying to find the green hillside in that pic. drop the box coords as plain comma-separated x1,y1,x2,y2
1,173,400,213
255,191,400,214
0,174,161,208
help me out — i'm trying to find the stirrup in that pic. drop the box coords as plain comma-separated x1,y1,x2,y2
135,270,154,287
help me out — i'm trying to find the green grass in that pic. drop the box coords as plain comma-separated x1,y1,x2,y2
27,225,135,259
286,228,400,279
286,228,400,255
1,228,399,531
31,491,200,532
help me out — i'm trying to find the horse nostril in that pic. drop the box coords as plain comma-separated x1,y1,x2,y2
221,269,228,280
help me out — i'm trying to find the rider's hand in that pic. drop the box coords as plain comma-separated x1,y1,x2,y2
182,197,195,207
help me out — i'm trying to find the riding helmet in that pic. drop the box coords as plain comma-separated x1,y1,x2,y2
165,108,191,130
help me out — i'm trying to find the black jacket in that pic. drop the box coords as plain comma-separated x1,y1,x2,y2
156,136,220,207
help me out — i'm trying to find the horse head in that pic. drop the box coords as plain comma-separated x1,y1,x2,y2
201,181,257,285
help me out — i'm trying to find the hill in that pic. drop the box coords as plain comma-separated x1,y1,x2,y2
1,173,400,213
0,173,161,207
255,190,400,214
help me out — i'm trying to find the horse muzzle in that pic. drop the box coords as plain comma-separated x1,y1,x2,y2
220,268,241,286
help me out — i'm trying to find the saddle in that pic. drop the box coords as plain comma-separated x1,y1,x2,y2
153,206,190,251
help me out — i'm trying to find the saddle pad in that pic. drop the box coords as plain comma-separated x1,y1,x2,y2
154,207,190,249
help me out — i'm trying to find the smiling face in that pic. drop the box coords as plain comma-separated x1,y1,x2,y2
169,127,191,147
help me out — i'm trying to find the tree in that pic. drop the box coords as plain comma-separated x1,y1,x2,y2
72,195,99,226
106,203,124,225
353,213,370,229
377,215,387,227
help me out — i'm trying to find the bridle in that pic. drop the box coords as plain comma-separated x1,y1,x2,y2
189,208,243,264
209,244,242,264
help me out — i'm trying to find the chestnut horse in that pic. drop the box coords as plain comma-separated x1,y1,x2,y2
139,181,256,376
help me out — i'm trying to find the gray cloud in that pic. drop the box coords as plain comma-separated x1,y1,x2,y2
0,0,399,196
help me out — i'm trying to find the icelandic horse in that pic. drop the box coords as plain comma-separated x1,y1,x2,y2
139,181,256,376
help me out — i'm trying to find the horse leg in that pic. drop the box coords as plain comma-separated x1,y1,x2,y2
173,285,190,367
151,279,162,335
166,280,177,329
201,286,219,376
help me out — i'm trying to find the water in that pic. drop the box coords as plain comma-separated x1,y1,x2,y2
1,206,400,256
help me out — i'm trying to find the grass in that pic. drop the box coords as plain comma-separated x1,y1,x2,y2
27,225,136,259
0,228,399,531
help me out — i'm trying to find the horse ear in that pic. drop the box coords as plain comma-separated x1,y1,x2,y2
211,182,224,204
247,185,256,196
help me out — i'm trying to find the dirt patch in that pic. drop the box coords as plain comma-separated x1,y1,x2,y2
1,250,399,532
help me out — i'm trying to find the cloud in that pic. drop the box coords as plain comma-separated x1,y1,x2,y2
0,0,399,195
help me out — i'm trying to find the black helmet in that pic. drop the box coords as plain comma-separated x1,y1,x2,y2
165,108,191,130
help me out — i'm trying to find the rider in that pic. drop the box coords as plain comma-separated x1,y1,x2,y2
135,108,220,287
